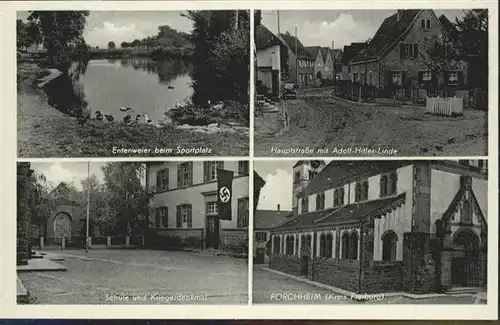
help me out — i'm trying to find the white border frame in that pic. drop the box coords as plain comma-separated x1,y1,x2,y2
1,0,498,320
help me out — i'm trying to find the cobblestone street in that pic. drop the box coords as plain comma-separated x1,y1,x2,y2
19,249,248,304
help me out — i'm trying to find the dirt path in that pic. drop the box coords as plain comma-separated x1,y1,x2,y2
254,94,487,157
17,67,249,157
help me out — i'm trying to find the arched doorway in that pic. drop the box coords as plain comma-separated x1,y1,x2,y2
451,229,480,287
53,212,72,244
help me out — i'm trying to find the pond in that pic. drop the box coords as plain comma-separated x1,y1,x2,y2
79,58,193,123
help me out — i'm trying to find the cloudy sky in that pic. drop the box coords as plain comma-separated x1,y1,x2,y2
261,10,464,48
17,11,193,48
255,160,332,211
30,162,106,191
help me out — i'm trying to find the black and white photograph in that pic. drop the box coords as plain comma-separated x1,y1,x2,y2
17,160,250,304
17,10,250,157
253,159,488,304
254,9,488,157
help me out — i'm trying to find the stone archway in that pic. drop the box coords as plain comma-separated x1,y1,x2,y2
451,229,480,288
53,212,72,243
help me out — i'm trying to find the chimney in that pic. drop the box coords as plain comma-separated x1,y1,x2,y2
277,204,281,211
397,10,404,22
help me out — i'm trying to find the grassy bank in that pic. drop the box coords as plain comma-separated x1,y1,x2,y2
17,63,248,157
87,47,193,61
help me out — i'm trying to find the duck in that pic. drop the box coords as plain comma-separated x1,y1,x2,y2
120,106,132,112
104,114,114,122
135,114,142,122
168,86,175,90
123,115,132,124
94,110,103,121
144,113,153,125
173,100,181,109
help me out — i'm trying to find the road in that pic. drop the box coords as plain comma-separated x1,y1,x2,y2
252,267,483,305
254,92,487,157
18,249,248,304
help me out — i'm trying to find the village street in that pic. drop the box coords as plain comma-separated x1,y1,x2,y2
252,266,484,305
254,91,487,157
18,249,248,304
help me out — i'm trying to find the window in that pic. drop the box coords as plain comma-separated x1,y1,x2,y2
348,65,351,73
177,162,192,187
256,231,267,242
400,43,418,58
285,235,294,255
334,187,344,206
301,197,309,213
273,236,281,254
341,233,350,259
309,73,313,80
299,74,303,82
459,159,470,166
355,183,361,202
316,193,325,210
237,197,249,228
320,233,333,258
238,161,249,175
380,175,388,197
420,18,431,29
294,171,301,184
206,201,218,216
448,71,459,83
176,204,192,228
392,71,402,85
461,200,472,224
355,181,368,202
389,173,397,195
350,232,358,260
361,181,369,201
353,72,359,82
319,233,326,257
368,71,373,85
203,161,223,182
155,207,168,228
382,231,398,261
156,169,169,191
422,71,432,81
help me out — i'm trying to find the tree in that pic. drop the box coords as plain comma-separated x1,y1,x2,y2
17,19,34,51
107,41,116,50
26,11,90,73
101,163,153,236
26,171,54,238
120,41,129,49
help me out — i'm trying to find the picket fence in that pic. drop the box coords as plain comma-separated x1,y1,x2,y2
426,96,463,116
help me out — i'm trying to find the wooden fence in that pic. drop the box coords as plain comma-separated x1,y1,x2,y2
426,97,464,116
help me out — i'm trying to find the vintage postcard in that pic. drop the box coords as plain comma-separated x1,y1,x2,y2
254,9,489,157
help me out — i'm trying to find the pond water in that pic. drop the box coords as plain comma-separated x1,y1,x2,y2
79,58,193,123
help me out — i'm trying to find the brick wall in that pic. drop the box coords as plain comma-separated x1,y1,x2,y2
360,261,404,293
313,258,360,292
403,232,438,293
220,228,248,255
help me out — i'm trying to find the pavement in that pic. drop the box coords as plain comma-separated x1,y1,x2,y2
252,266,486,305
17,257,67,272
18,249,248,304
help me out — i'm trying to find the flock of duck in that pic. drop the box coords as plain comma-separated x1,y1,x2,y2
82,100,225,128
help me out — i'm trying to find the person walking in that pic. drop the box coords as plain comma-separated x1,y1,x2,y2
85,236,90,253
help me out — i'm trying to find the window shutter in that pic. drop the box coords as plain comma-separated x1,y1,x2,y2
177,164,182,188
385,71,392,87
187,205,192,228
400,43,405,59
156,172,161,191
218,161,224,172
413,43,418,58
418,71,423,83
164,208,169,228
188,162,193,185
176,205,181,228
402,71,407,87
203,162,209,182
443,71,449,86
155,208,160,227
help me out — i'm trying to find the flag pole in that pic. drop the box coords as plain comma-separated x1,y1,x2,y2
86,162,90,243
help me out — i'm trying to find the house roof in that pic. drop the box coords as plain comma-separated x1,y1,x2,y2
273,193,406,231
438,14,459,39
305,46,321,60
342,42,368,65
279,32,314,59
255,209,293,230
320,47,331,62
442,186,485,224
303,161,412,197
353,10,421,62
292,160,326,168
255,25,283,50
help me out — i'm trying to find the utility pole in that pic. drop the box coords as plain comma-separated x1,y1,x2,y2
332,40,335,80
295,26,298,86
277,10,280,35
86,162,90,248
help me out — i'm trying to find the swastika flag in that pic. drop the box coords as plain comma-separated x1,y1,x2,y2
217,168,234,220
